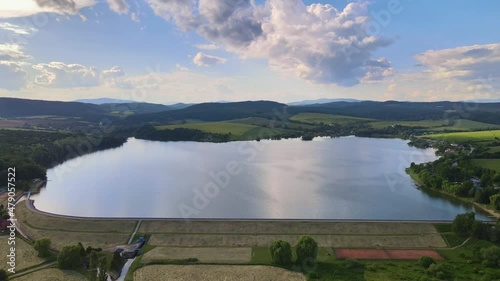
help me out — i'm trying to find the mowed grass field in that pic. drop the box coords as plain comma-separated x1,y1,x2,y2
0,235,47,271
471,159,500,172
15,203,136,249
141,220,446,249
13,268,87,281
422,129,500,142
290,113,373,125
134,265,306,281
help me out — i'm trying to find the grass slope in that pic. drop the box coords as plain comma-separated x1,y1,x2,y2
422,130,500,142
290,113,373,125
156,122,259,137
471,159,500,172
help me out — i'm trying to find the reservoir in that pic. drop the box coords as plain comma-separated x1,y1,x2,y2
32,137,491,220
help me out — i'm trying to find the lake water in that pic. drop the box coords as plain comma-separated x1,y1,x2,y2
32,137,491,220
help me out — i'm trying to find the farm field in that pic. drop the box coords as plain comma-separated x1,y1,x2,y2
13,268,87,281
134,265,306,281
290,112,373,125
370,119,449,129
430,119,500,131
142,220,446,249
156,122,259,136
141,247,252,264
422,129,500,142
471,159,500,172
155,120,289,139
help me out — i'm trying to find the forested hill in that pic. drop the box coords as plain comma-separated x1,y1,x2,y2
288,101,500,124
0,97,105,118
126,101,287,123
2,98,500,125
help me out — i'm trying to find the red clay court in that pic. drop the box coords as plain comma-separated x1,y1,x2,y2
335,249,443,260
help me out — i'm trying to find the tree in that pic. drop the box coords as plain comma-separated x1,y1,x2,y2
57,245,83,270
269,240,292,265
490,194,500,211
97,256,108,281
110,251,123,273
0,269,7,281
296,235,318,265
418,256,435,268
88,251,99,281
33,238,52,258
480,246,500,268
452,212,476,237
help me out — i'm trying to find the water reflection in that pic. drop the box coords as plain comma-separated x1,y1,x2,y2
32,137,491,220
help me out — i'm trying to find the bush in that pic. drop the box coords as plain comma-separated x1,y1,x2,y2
307,272,320,279
426,263,450,279
0,269,7,281
480,246,500,268
296,235,318,265
34,238,51,258
345,258,364,269
57,245,83,270
419,256,436,268
269,240,292,265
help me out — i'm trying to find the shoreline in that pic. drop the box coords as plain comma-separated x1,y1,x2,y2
406,170,500,220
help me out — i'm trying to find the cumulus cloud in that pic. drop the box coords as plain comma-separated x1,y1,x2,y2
145,0,199,30
193,52,227,66
107,0,129,14
415,43,500,87
146,0,394,86
34,0,78,15
32,62,124,88
0,22,38,35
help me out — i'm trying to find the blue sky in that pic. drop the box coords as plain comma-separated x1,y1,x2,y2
0,0,499,103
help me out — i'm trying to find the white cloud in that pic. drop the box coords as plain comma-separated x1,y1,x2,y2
32,62,125,88
0,0,95,18
101,65,125,79
415,43,500,87
0,61,28,90
34,0,78,15
146,0,394,86
107,0,129,15
0,44,32,61
130,12,139,22
193,52,227,66
0,44,31,90
0,22,38,35
195,43,219,50
384,43,500,101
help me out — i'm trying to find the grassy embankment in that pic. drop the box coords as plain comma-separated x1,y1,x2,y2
15,203,137,250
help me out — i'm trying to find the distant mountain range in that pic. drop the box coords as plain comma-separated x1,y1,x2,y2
2,97,500,126
288,98,361,106
74,98,135,104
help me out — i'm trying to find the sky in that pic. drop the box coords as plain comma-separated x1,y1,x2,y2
0,0,499,104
